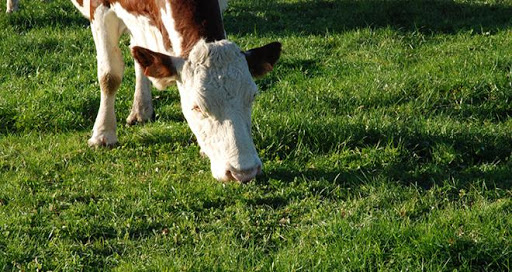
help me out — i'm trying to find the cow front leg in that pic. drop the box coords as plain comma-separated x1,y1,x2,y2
88,10,124,147
88,72,122,147
126,60,154,126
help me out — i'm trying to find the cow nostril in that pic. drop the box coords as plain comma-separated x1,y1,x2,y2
226,166,260,183
225,169,235,181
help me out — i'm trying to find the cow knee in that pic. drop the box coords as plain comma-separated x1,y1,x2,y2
99,73,122,95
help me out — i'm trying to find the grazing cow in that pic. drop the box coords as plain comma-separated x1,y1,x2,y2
70,0,281,182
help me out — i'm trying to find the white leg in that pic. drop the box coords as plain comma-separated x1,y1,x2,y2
126,60,154,125
88,6,125,147
6,0,18,13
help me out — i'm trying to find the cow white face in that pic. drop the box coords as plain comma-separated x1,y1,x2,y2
132,40,281,182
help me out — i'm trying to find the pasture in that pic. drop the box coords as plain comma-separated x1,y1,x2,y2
1,0,511,270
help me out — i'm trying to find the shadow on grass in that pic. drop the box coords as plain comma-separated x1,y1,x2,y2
225,0,512,36
4,0,88,32
257,156,511,203
6,0,510,35
0,107,17,134
255,118,512,192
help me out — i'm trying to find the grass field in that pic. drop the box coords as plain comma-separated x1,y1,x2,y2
1,0,512,270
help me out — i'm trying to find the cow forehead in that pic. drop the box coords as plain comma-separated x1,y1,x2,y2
187,67,257,117
188,39,243,67
181,40,257,114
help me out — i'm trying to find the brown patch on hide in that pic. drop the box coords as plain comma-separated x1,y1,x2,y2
76,0,83,6
244,42,282,77
132,46,177,78
171,0,226,57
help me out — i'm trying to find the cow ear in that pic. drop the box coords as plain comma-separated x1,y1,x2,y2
243,42,282,77
131,46,183,79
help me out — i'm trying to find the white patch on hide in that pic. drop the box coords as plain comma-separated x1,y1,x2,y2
70,0,90,19
160,2,183,56
111,3,169,55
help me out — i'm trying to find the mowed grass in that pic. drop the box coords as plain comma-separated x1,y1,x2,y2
1,0,512,270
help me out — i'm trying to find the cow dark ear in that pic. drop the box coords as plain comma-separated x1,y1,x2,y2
244,42,282,77
131,46,181,78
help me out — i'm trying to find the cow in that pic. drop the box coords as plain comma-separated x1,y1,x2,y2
69,0,281,182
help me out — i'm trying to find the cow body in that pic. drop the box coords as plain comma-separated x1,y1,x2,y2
71,0,281,182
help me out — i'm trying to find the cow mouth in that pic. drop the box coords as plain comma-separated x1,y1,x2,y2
226,165,262,183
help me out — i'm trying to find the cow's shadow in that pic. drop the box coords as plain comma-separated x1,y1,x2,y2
224,0,512,36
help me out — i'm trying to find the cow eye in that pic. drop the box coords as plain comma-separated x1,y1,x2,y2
192,105,208,117
192,105,202,112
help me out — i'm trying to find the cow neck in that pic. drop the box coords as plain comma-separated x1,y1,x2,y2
169,0,226,58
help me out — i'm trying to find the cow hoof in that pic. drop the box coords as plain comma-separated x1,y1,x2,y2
126,110,155,126
88,135,118,148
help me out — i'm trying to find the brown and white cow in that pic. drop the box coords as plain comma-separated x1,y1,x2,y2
70,0,281,182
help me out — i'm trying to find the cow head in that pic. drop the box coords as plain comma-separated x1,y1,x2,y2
132,40,281,182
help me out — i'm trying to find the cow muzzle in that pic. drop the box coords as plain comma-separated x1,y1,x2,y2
224,163,262,183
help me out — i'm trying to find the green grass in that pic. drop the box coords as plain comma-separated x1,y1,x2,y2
1,0,512,270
